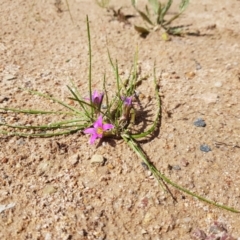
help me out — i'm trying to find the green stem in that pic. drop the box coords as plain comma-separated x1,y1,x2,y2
86,15,93,118
0,128,82,138
24,89,82,115
0,119,86,130
122,134,240,213
131,64,161,139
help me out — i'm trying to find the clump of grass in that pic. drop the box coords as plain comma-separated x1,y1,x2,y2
1,16,239,214
131,0,190,38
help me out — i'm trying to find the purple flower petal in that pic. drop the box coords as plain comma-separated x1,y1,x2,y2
89,134,98,144
103,123,114,131
122,96,132,106
83,127,96,135
92,90,104,105
93,115,103,128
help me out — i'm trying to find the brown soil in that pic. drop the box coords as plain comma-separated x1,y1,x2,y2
0,0,240,239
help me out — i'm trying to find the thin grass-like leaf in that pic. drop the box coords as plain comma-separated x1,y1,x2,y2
163,0,189,27
103,73,113,122
24,89,82,115
134,25,150,35
179,0,189,12
67,85,92,120
86,16,93,118
137,9,154,26
131,0,137,7
160,0,173,24
131,65,160,139
131,51,138,92
65,0,74,23
123,134,240,213
145,5,150,17
0,128,82,138
0,119,85,130
157,3,162,25
0,107,69,115
148,0,159,14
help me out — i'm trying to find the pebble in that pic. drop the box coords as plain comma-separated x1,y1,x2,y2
90,154,105,164
180,158,189,167
198,93,219,104
194,118,206,127
0,203,16,213
172,165,181,171
142,212,154,226
42,185,57,195
3,74,16,81
37,161,51,176
16,138,25,145
68,153,79,166
214,81,222,87
200,144,211,152
0,116,6,123
141,162,148,170
185,71,196,79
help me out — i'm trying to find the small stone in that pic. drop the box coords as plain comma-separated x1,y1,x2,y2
180,158,189,167
142,212,154,225
37,161,51,176
45,232,52,240
42,185,57,195
172,165,181,171
0,116,6,123
3,74,16,81
191,229,207,240
200,145,211,152
214,82,222,87
90,154,105,164
16,138,25,145
107,163,114,170
68,153,79,166
183,217,192,223
141,229,148,235
0,203,16,213
141,162,148,170
197,93,219,104
209,222,227,234
194,118,206,127
185,71,196,79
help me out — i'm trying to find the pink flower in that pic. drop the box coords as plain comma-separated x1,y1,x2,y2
84,115,114,144
91,90,104,107
85,90,104,112
121,96,133,120
122,96,132,106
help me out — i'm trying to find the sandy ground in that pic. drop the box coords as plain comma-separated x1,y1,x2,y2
0,0,240,239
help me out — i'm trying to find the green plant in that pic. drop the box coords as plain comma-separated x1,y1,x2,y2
1,16,239,214
131,0,190,37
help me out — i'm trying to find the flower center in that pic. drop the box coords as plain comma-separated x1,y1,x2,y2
97,127,103,135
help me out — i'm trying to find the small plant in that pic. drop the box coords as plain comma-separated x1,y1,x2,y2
131,0,190,37
0,17,239,214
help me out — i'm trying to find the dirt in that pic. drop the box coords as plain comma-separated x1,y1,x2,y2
0,0,240,239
